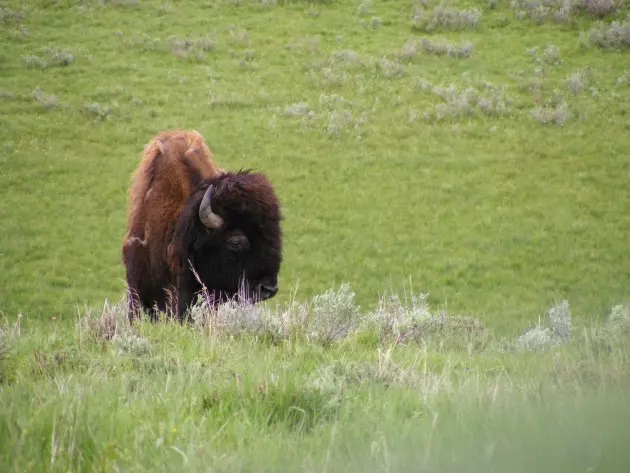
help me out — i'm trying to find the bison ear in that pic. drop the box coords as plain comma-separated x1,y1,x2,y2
198,184,224,229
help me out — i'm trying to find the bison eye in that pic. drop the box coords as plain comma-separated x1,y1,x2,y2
226,234,250,252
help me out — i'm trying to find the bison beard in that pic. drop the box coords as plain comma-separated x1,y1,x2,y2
122,130,283,322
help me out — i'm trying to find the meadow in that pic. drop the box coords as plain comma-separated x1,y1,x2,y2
1,0,630,471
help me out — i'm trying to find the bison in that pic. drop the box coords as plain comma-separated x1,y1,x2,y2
121,129,283,321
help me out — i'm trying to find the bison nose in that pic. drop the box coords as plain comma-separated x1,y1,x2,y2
259,281,278,300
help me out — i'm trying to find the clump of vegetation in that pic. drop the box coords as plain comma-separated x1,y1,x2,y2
515,300,572,352
275,93,369,139
367,291,487,350
98,0,140,8
375,57,406,78
306,283,362,345
415,78,512,120
227,25,251,47
511,0,625,24
169,34,217,61
23,48,75,69
0,6,28,27
356,0,374,17
399,37,474,60
82,102,114,121
283,102,312,118
583,19,630,49
77,299,132,344
31,88,60,110
286,36,321,55
421,37,474,58
530,99,572,125
412,1,482,32
329,49,363,68
565,69,590,94
603,304,630,337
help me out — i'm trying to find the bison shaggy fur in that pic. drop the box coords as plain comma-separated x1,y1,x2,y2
122,129,283,321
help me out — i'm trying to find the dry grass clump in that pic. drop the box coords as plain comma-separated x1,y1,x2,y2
77,299,133,344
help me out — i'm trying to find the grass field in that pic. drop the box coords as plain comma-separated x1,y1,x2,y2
1,0,630,471
2,295,630,472
1,0,629,329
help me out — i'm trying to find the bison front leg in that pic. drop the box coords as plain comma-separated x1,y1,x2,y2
174,272,199,323
122,236,149,323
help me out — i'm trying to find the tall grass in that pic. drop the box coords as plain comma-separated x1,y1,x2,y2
1,287,629,471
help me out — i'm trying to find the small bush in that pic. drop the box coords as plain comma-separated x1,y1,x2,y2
420,37,474,58
113,334,152,357
283,102,311,117
616,71,630,86
306,283,361,345
582,0,620,17
169,35,217,61
416,79,511,120
82,102,113,121
99,0,140,8
511,0,624,23
375,57,406,78
190,292,283,341
531,100,571,125
24,48,74,69
584,20,630,49
356,0,373,17
565,70,589,94
604,304,630,337
399,37,473,60
31,88,60,110
413,1,482,32
515,300,573,352
0,6,27,27
329,49,362,68
368,291,486,350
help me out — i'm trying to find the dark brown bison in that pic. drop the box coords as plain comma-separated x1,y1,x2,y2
122,129,283,321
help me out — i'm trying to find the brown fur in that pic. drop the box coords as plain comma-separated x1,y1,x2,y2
122,130,222,314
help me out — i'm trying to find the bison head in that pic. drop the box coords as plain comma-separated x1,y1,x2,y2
169,170,283,315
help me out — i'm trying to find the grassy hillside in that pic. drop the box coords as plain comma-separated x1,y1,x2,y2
1,1,630,469
1,0,629,329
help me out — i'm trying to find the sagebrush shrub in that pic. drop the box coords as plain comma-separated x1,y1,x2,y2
31,88,59,110
421,37,474,58
511,0,622,23
531,100,571,125
584,20,630,49
306,283,361,345
515,300,573,352
414,1,482,32
565,70,589,94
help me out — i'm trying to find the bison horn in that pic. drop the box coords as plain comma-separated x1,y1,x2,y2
198,185,224,229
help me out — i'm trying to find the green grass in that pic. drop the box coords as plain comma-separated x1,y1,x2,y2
1,2,630,468
1,0,629,330
1,297,630,472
